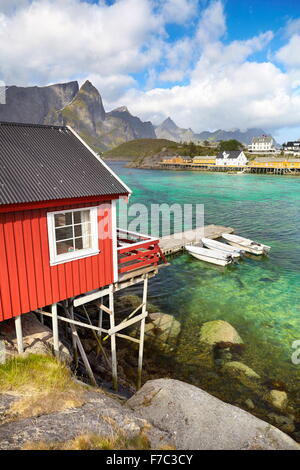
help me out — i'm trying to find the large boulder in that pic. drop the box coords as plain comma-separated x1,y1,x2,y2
127,379,299,450
222,361,261,390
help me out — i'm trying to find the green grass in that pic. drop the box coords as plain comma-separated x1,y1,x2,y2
103,138,180,159
0,355,85,420
103,138,219,162
0,354,78,393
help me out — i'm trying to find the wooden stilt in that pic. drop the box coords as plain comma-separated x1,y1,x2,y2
98,308,103,340
109,284,118,391
51,303,59,357
68,302,78,368
65,309,97,387
82,306,110,368
15,315,24,354
137,275,148,389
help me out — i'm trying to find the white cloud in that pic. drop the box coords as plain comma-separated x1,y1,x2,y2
160,0,198,24
283,17,300,38
0,0,300,140
0,0,162,84
276,35,300,68
196,0,226,45
110,8,300,136
81,73,137,104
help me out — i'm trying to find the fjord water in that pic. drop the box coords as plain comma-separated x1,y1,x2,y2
111,162,300,399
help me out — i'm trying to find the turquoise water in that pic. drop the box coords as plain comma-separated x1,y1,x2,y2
110,162,300,400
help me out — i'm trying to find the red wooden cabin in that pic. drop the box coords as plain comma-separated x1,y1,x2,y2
0,122,161,329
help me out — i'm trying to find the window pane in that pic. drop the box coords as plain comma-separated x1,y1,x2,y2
55,226,73,241
74,222,91,238
75,236,92,250
55,212,73,227
74,210,90,224
75,237,83,250
56,239,75,255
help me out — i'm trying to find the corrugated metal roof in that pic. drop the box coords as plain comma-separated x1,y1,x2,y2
0,121,129,206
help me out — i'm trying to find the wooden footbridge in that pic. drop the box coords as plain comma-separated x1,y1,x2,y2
159,224,234,255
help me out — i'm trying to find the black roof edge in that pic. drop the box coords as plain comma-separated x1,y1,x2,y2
0,121,68,130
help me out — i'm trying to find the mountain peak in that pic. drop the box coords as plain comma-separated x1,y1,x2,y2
160,117,178,131
113,106,130,113
80,80,99,94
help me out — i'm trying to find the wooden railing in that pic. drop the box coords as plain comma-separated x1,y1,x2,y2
117,228,165,275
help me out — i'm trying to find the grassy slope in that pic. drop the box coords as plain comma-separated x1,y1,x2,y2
103,138,179,160
103,138,218,164
0,355,154,450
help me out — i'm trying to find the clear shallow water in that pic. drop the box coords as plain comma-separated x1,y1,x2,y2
110,162,300,399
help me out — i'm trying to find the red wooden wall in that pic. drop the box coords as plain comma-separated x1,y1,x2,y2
0,200,114,322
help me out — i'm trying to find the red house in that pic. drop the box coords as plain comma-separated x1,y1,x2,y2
0,121,163,387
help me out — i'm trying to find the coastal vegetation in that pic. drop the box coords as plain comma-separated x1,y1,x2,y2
218,139,244,151
23,431,151,451
103,138,220,164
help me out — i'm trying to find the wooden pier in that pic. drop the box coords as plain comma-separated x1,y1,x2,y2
159,224,234,255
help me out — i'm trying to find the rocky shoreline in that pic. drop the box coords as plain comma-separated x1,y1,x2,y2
0,297,299,449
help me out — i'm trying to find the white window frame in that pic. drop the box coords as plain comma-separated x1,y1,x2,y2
47,206,99,266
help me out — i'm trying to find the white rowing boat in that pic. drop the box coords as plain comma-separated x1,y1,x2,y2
201,237,244,258
185,245,234,266
221,233,271,255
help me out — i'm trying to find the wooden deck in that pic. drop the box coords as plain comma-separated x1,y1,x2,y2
159,224,234,255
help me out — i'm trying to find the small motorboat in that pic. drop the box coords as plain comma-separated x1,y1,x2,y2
185,245,234,266
221,233,271,255
201,237,244,258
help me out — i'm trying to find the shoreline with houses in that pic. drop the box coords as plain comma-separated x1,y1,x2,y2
153,135,300,175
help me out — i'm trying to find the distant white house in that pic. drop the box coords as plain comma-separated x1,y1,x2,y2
216,151,248,167
282,140,300,155
248,136,276,153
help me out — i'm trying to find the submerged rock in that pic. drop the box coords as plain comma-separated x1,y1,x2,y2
264,379,288,392
264,390,288,412
199,320,243,348
136,313,181,353
127,379,299,450
222,361,261,390
115,295,157,316
244,399,255,410
267,413,295,434
145,313,180,342
199,320,244,363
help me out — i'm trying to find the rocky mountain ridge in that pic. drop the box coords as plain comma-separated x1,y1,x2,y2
0,80,274,149
0,80,156,151
155,117,273,146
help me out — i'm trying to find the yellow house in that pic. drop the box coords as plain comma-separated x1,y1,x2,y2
249,158,300,169
162,156,193,164
193,156,216,165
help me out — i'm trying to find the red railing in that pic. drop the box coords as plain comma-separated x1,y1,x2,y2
117,228,165,275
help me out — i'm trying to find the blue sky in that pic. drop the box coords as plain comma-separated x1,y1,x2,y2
0,0,300,141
